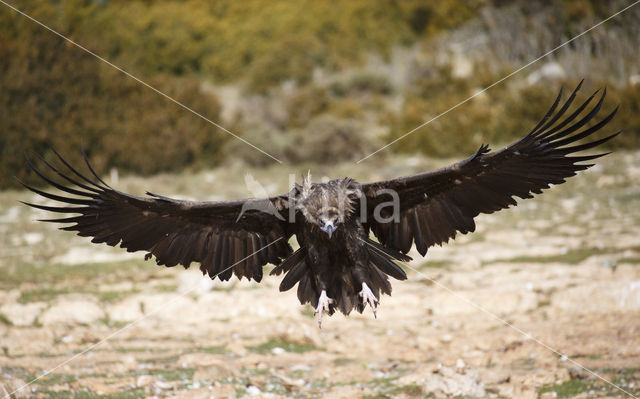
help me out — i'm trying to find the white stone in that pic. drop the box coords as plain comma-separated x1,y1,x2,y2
22,232,43,245
106,296,145,322
0,302,47,326
40,296,105,325
52,246,139,265
526,62,566,85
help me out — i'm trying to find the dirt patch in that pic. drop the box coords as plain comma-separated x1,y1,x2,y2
1,152,639,398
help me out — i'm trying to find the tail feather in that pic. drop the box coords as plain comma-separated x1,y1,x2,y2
271,247,306,276
368,249,407,280
364,238,412,262
277,238,408,316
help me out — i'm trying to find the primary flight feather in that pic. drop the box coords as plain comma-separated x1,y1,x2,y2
20,82,620,326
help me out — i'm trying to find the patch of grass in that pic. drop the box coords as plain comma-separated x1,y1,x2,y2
112,346,165,353
597,367,640,376
248,338,319,354
101,317,129,329
198,345,228,355
485,247,609,266
117,366,195,382
18,287,73,303
387,384,423,396
94,290,139,303
539,379,591,398
0,313,13,326
147,367,195,381
35,388,147,398
144,354,181,364
513,357,535,370
242,367,269,376
619,257,640,264
300,307,315,318
153,284,178,293
0,260,150,288
38,372,78,386
419,259,451,269
359,368,430,398
333,357,355,366
18,285,137,304
537,300,551,308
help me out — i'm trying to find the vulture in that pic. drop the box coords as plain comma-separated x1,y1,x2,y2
20,82,619,326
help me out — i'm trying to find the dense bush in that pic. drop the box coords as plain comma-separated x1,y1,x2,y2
225,115,381,166
1,0,639,189
385,79,639,158
0,4,224,189
288,115,382,164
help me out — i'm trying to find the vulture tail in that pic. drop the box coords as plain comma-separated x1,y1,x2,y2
272,247,308,292
363,238,408,280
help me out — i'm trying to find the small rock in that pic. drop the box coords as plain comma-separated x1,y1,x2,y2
526,62,566,85
324,385,366,399
271,347,285,355
0,302,47,326
226,341,247,357
154,380,172,390
0,378,29,398
439,334,453,343
23,232,43,245
106,296,145,322
40,296,105,325
191,358,236,381
60,335,73,343
136,375,154,387
246,385,261,396
424,364,485,397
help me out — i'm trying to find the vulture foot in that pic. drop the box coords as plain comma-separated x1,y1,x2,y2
315,289,334,328
359,282,378,318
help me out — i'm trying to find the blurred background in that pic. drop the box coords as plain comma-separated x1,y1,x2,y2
1,0,639,188
1,1,640,398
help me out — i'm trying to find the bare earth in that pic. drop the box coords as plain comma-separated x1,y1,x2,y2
0,151,639,399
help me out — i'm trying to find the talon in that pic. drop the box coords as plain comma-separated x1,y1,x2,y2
315,289,334,328
359,282,378,318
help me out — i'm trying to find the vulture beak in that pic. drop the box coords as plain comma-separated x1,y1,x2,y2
320,220,337,238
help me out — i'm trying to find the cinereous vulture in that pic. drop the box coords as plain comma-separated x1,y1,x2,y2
20,82,619,326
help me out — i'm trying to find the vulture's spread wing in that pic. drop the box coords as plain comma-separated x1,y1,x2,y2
362,81,619,255
20,150,293,282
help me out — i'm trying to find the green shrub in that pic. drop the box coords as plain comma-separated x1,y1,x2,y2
222,121,289,167
289,115,382,164
0,14,224,188
330,72,393,97
284,85,331,128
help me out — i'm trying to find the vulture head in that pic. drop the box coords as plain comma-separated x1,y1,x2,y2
294,174,361,238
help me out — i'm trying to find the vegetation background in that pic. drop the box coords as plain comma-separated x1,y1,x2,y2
1,0,639,188
1,2,640,398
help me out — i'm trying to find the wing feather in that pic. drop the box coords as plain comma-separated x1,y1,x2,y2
21,152,293,282
363,82,619,254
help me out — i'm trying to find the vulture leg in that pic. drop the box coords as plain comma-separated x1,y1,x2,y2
359,282,378,318
315,289,334,328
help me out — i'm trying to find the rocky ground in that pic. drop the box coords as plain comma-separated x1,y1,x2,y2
0,151,639,398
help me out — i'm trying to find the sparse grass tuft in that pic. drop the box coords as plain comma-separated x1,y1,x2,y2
248,338,319,354
0,313,13,326
539,379,591,398
485,247,610,266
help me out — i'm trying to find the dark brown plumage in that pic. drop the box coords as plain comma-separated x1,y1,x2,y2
20,82,619,326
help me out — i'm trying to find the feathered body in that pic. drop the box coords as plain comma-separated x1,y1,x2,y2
271,177,408,315
20,82,621,324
